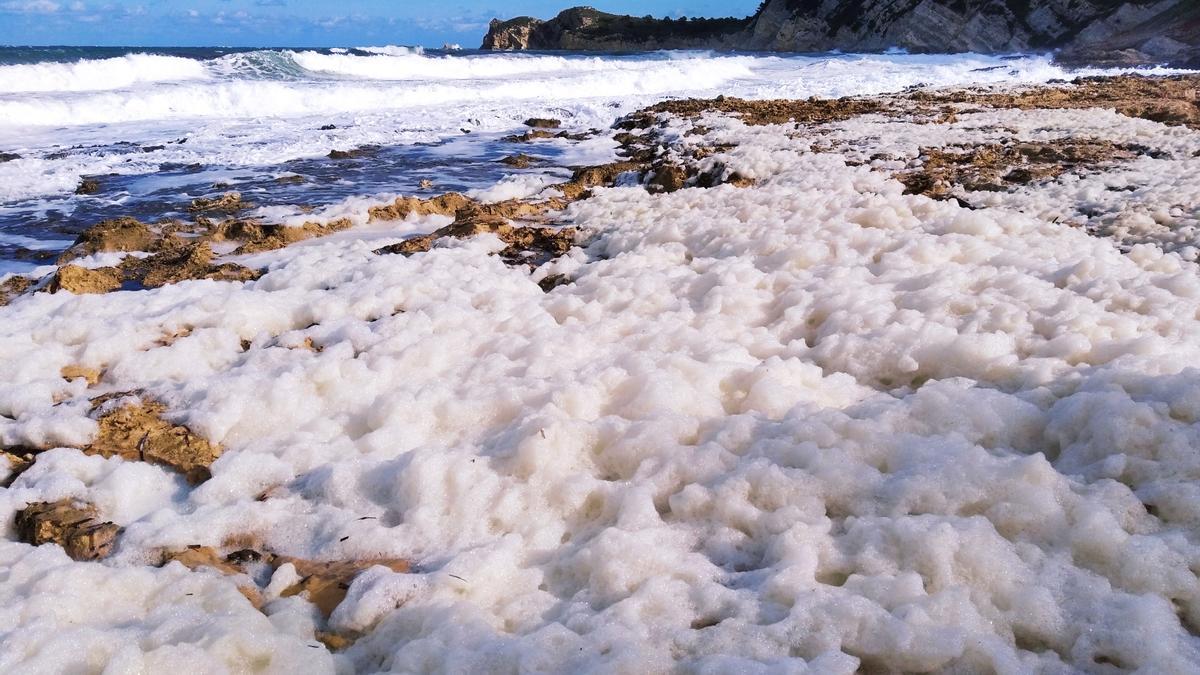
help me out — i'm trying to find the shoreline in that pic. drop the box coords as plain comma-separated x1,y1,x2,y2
3,72,1200,669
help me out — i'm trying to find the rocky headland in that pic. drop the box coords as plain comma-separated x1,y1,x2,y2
482,1,1200,67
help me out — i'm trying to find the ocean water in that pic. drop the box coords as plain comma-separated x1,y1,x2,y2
0,46,1182,274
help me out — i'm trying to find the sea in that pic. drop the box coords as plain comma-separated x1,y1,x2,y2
0,45,1179,275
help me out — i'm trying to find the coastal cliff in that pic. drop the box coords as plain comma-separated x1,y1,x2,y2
482,1,1200,66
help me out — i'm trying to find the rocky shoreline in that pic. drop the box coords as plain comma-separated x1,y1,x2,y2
4,73,1200,668
7,73,1196,305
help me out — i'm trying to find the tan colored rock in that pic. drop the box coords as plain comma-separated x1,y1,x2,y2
189,192,249,214
2,450,36,487
375,214,576,265
622,95,889,129
328,146,379,160
895,139,1141,200
57,217,156,263
61,365,102,386
367,192,472,223
499,153,537,168
502,129,556,143
159,545,267,608
121,242,260,288
230,219,353,255
315,630,358,651
161,545,244,575
524,117,561,129
0,275,32,306
280,558,411,617
15,499,119,561
557,161,644,200
648,164,687,193
87,396,221,483
47,265,123,294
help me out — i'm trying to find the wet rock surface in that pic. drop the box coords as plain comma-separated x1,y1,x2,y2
189,192,250,215
499,153,538,168
328,146,380,160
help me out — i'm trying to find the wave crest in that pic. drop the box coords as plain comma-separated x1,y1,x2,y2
0,53,209,93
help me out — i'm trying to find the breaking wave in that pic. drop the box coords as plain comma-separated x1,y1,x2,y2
0,53,210,93
1,50,1164,128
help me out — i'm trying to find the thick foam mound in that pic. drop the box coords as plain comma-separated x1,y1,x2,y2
2,103,1200,670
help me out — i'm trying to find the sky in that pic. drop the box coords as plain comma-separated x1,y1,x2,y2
0,0,763,47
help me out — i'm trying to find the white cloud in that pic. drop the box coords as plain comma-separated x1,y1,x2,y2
1,0,61,13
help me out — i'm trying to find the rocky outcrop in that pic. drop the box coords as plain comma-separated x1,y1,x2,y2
16,500,119,561
482,1,1200,67
482,7,748,51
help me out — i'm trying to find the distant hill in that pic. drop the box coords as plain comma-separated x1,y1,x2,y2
481,1,1200,67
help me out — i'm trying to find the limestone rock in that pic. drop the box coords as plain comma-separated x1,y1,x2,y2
61,365,102,385
16,500,119,561
120,241,260,288
87,396,222,483
648,164,687,193
47,265,123,294
0,275,33,306
57,217,155,264
499,153,537,168
188,192,249,214
367,192,472,223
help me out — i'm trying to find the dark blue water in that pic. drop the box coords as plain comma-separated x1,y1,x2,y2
0,133,569,270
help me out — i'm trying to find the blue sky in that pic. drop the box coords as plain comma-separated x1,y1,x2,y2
0,1,762,47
